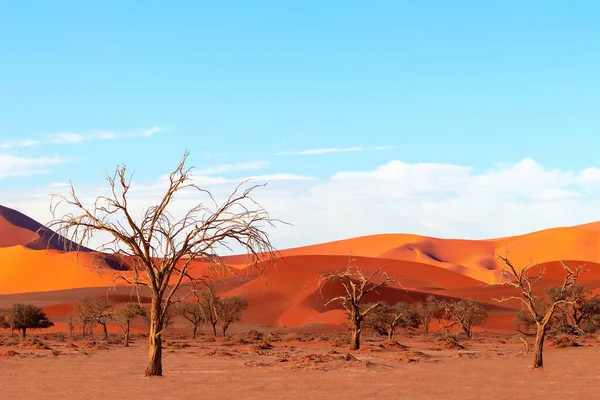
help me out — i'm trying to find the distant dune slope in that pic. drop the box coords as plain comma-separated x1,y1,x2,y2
0,205,87,251
2,204,600,332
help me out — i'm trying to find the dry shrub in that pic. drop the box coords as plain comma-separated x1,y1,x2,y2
381,340,409,350
282,333,300,342
2,350,20,358
19,338,51,350
264,332,281,342
166,341,191,349
84,340,109,350
436,333,464,349
241,329,264,343
253,340,273,350
292,353,336,364
0,336,20,347
551,334,580,348
394,351,432,363
329,332,350,347
204,349,237,357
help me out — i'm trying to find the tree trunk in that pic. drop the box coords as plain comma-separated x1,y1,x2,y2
211,321,217,336
102,323,108,340
145,299,164,377
463,326,472,340
124,322,130,347
192,325,198,339
222,322,230,336
533,323,547,369
387,327,393,341
21,327,26,339
351,320,361,350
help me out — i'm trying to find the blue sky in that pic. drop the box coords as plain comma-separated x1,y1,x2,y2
2,1,600,247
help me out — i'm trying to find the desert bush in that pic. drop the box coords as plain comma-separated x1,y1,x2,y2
364,301,419,341
0,304,54,339
439,298,487,340
218,296,249,336
329,332,350,347
551,334,580,348
436,333,464,349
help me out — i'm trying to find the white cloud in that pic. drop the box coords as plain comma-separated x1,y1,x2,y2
6,158,600,255
0,139,39,149
51,133,85,144
195,160,270,175
0,154,64,179
277,145,395,155
46,127,162,144
97,131,117,139
140,126,163,137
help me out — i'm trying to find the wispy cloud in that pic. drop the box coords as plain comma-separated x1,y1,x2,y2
47,126,163,144
277,145,395,155
0,154,64,179
195,160,270,175
51,133,86,144
0,139,40,149
139,126,162,137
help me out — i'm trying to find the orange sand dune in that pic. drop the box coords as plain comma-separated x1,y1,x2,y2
0,246,118,294
221,254,488,327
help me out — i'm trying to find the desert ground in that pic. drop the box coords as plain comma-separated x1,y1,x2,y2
1,329,598,400
2,205,600,398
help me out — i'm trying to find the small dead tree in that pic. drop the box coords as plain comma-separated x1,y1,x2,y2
364,302,418,341
180,302,205,339
199,284,220,336
317,259,397,350
66,314,76,340
77,297,114,339
440,298,487,340
114,303,148,347
47,151,281,376
412,295,439,335
495,254,585,369
218,296,248,336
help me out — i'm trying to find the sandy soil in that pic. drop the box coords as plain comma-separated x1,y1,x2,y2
1,331,597,400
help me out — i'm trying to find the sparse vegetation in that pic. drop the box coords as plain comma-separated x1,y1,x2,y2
364,302,418,341
0,304,54,339
495,254,585,369
412,295,440,335
47,151,282,376
180,302,205,339
317,259,398,350
113,303,148,347
76,297,114,339
218,296,249,336
439,298,487,340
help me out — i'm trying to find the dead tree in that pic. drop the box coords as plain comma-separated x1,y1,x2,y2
199,284,220,336
439,298,487,340
180,302,205,339
317,259,397,350
114,303,148,347
218,296,248,336
77,297,114,339
412,295,439,335
494,254,585,369
47,151,281,376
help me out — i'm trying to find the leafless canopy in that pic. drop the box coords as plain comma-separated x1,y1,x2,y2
46,150,281,318
44,150,285,376
317,258,398,316
494,251,587,368
494,253,586,325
